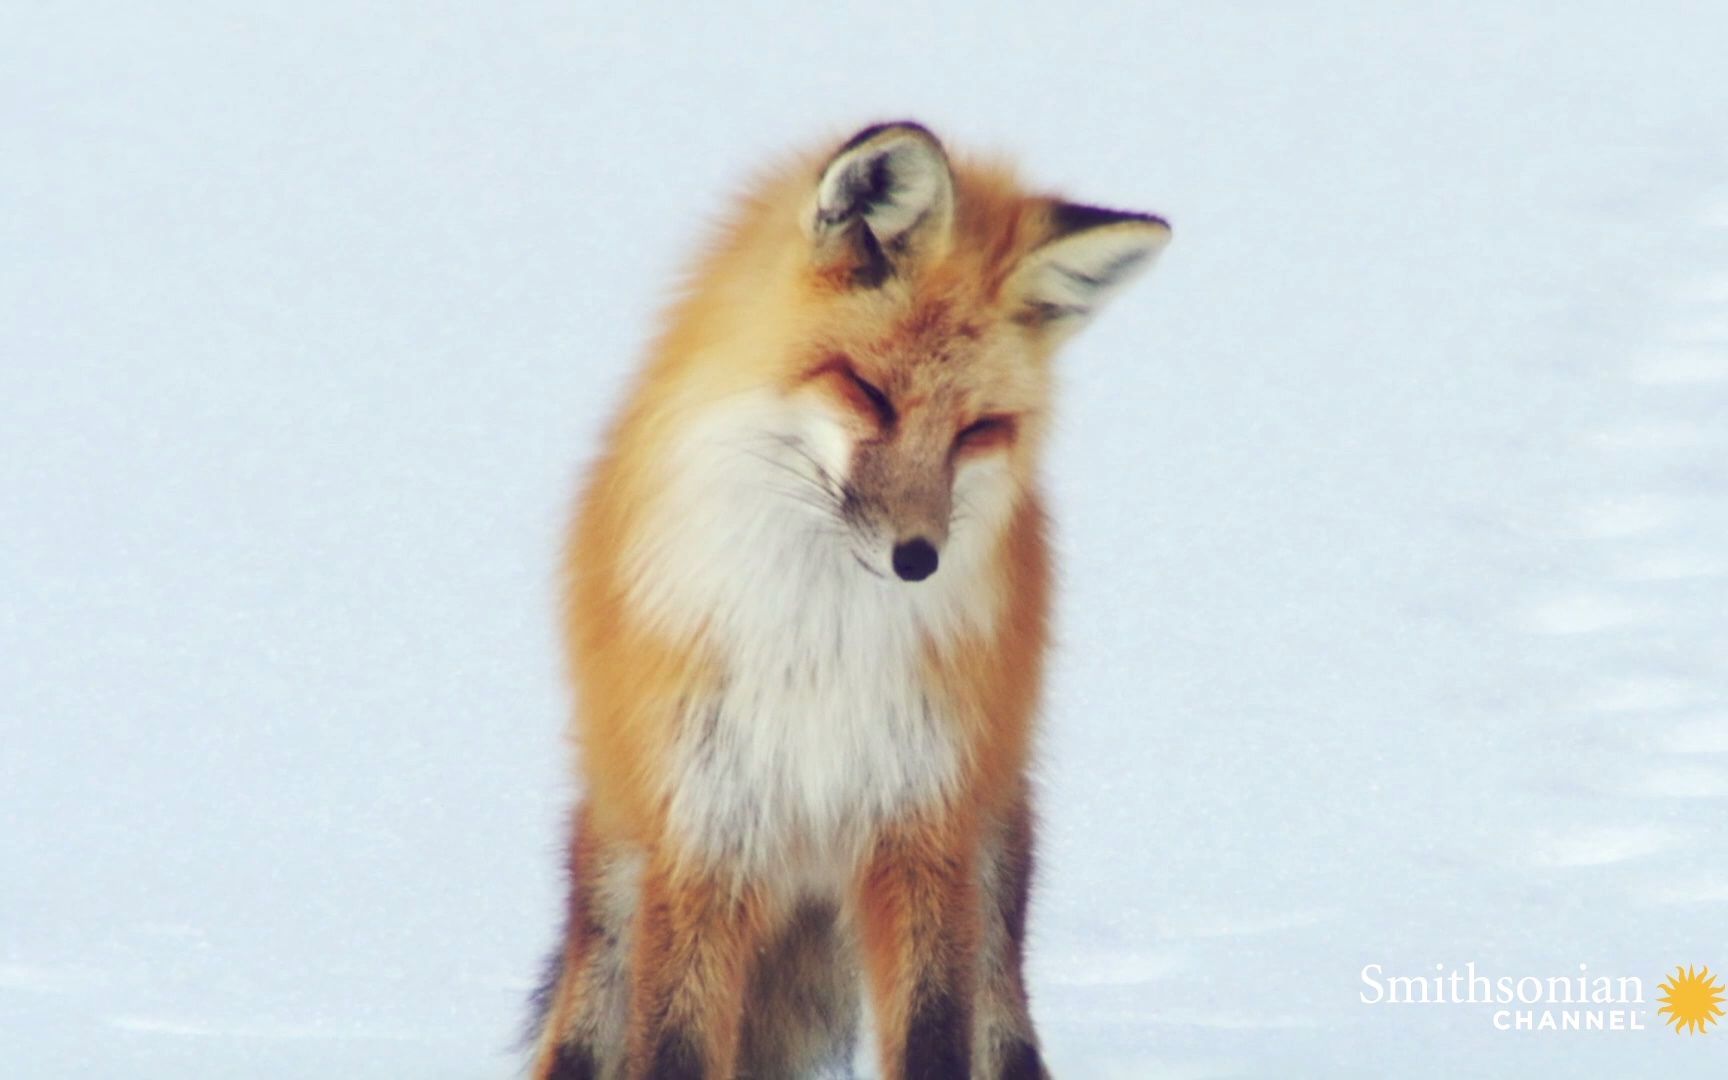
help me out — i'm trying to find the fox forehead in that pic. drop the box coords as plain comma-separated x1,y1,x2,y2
799,296,1046,418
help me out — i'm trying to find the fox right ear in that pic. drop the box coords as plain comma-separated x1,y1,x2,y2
1005,202,1171,342
808,122,955,287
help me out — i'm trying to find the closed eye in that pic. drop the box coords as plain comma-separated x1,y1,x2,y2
845,368,896,427
954,413,1017,452
804,354,896,429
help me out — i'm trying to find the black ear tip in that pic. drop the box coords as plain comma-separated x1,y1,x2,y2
837,120,943,155
1049,202,1171,237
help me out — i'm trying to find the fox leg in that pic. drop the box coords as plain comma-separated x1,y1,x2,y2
626,857,762,1079
530,805,642,1080
855,822,983,1080
973,792,1049,1080
737,899,861,1079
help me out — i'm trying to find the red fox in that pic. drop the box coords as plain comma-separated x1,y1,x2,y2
528,121,1169,1080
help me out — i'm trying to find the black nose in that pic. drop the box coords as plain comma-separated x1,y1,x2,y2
891,538,939,582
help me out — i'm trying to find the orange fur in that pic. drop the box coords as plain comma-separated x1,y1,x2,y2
530,121,1168,1080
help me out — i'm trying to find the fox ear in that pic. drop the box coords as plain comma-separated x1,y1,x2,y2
809,122,955,287
1007,203,1171,340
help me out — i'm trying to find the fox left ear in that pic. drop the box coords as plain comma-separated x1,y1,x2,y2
809,122,955,287
1007,203,1171,339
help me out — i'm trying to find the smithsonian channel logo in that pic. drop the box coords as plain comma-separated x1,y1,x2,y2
1360,962,1724,1034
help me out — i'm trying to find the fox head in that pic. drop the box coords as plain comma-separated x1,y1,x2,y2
620,122,1167,637
790,122,1169,584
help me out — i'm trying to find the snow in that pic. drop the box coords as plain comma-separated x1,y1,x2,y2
4,4,1727,1077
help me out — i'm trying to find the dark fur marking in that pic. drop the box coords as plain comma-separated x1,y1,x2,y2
849,220,891,288
997,811,1035,953
524,808,605,1052
820,148,896,228
864,154,895,209
1052,249,1151,292
1048,201,1169,237
998,1038,1044,1080
904,987,970,1080
1051,263,1107,289
694,700,723,768
1014,301,1089,327
547,1042,600,1080
647,1029,705,1080
836,119,938,156
523,944,565,1051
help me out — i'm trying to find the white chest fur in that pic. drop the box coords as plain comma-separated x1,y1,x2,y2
620,392,1007,878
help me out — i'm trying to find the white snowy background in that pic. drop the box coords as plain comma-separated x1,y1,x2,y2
4,4,1726,1077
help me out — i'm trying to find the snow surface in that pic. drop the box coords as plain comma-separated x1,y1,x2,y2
4,4,1727,1077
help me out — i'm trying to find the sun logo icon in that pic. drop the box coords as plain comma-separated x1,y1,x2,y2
1656,965,1725,1034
